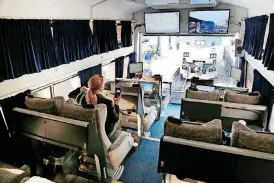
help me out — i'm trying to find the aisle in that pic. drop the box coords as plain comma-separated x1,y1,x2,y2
119,104,181,183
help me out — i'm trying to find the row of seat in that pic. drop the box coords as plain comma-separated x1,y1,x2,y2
186,88,261,105
103,84,158,136
13,94,134,182
158,117,274,183
158,86,273,182
182,89,267,131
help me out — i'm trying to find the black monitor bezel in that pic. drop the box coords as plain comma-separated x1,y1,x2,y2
144,11,181,34
129,62,144,74
188,9,231,35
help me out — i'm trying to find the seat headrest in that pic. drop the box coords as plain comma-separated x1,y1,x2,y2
121,86,142,94
231,122,274,154
186,89,220,101
164,118,222,145
25,96,65,115
224,92,261,105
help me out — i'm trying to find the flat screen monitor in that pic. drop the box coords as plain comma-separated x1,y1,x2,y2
139,82,153,93
189,10,230,34
231,66,241,81
145,12,180,34
129,62,143,74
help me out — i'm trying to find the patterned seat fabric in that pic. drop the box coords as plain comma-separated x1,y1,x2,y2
224,92,261,105
231,122,274,154
164,118,223,145
0,162,31,183
186,89,220,101
25,96,65,115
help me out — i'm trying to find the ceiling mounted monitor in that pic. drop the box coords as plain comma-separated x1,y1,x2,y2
189,10,230,34
145,12,180,34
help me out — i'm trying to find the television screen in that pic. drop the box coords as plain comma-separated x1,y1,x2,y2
145,12,180,33
189,10,230,34
129,63,143,74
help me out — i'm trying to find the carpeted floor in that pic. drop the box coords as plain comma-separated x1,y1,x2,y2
119,104,181,183
150,104,181,139
119,139,162,183
162,104,181,118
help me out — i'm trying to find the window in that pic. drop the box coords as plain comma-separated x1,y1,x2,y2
117,23,122,48
102,62,116,82
123,57,129,78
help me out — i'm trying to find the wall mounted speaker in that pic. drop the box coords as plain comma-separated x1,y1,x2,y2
235,39,244,57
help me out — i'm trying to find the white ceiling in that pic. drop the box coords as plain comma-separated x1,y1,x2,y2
52,0,274,17
221,0,271,9
92,0,146,13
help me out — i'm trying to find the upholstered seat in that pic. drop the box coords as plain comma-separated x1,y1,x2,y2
0,162,31,183
104,86,158,136
232,122,274,154
164,118,223,145
23,96,134,180
185,89,220,101
224,92,261,105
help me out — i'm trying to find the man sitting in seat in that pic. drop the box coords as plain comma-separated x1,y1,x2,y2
78,74,121,136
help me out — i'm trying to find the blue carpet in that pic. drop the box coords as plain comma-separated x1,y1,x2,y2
119,105,181,183
149,104,181,139
150,117,165,139
162,104,181,118
119,139,162,183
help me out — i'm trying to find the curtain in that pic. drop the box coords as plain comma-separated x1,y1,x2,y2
253,16,268,60
0,20,57,82
121,21,132,47
93,20,119,54
115,57,125,78
127,52,137,78
239,58,246,87
252,70,274,130
78,64,102,86
243,15,268,60
263,14,274,70
53,20,96,64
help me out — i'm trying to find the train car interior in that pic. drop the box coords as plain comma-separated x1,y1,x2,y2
0,0,274,183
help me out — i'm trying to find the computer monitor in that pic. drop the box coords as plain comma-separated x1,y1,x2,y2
129,62,143,74
139,82,153,93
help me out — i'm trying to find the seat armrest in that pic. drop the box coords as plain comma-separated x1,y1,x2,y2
109,133,131,152
20,164,31,176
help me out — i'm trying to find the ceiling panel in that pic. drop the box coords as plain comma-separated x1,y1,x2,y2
93,0,146,13
221,0,274,16
50,0,104,7
222,0,271,9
